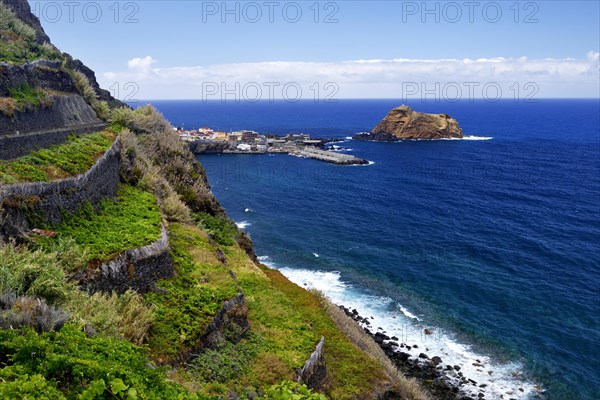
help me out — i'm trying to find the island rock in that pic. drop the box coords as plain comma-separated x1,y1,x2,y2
354,105,463,141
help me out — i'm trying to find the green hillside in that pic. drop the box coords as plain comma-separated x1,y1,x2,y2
0,1,429,399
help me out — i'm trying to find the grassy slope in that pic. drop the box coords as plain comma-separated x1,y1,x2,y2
0,102,414,399
182,217,390,399
0,131,115,184
145,223,239,363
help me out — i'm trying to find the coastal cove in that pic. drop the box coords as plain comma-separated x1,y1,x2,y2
140,99,600,400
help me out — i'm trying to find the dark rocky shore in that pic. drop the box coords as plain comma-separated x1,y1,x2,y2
338,305,515,400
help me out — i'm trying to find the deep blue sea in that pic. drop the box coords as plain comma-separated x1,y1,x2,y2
136,99,600,400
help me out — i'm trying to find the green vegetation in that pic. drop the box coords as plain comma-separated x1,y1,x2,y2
195,212,240,246
0,245,75,304
145,223,239,362
69,70,109,120
0,325,200,399
173,214,391,399
0,242,183,398
0,243,153,342
36,184,162,264
8,83,51,109
0,99,426,399
0,131,115,184
109,105,171,135
0,3,63,64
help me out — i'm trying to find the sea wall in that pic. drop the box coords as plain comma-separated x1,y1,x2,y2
0,137,121,239
78,225,174,294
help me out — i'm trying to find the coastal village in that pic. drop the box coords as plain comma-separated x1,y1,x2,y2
175,126,369,165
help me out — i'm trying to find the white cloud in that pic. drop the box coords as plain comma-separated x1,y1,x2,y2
127,56,156,71
101,53,600,100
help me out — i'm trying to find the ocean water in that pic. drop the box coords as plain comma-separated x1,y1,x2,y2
140,99,600,399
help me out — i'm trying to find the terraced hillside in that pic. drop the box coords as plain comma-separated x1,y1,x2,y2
0,0,430,399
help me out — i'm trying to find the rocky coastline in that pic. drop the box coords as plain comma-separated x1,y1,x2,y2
338,305,497,400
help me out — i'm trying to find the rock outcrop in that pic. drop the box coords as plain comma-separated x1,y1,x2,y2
354,105,463,141
297,337,327,390
199,292,250,350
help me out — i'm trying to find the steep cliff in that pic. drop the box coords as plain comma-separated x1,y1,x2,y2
355,105,463,141
0,0,125,139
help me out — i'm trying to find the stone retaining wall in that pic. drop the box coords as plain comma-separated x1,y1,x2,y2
79,225,174,294
0,137,121,239
0,122,107,160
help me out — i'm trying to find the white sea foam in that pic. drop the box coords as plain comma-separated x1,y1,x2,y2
278,266,542,400
462,135,493,141
399,305,421,321
257,255,270,261
235,221,251,229
407,136,493,141
328,145,354,152
349,160,375,167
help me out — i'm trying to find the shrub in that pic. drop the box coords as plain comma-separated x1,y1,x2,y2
8,83,52,110
111,105,171,135
71,70,97,105
94,100,110,121
0,292,68,333
0,366,66,400
0,97,17,117
110,107,135,132
0,3,63,63
0,245,74,304
259,381,327,400
119,130,192,223
162,191,192,223
189,332,266,384
194,213,239,246
0,325,201,399
67,290,154,345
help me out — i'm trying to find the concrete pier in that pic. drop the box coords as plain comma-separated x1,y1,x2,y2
290,148,369,165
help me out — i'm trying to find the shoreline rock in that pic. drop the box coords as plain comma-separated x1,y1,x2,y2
337,305,481,400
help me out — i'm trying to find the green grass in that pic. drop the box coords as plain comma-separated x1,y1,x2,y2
0,131,115,184
8,83,50,109
36,185,162,264
145,223,239,363
195,213,240,246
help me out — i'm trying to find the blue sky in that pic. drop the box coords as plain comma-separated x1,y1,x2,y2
31,1,600,99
